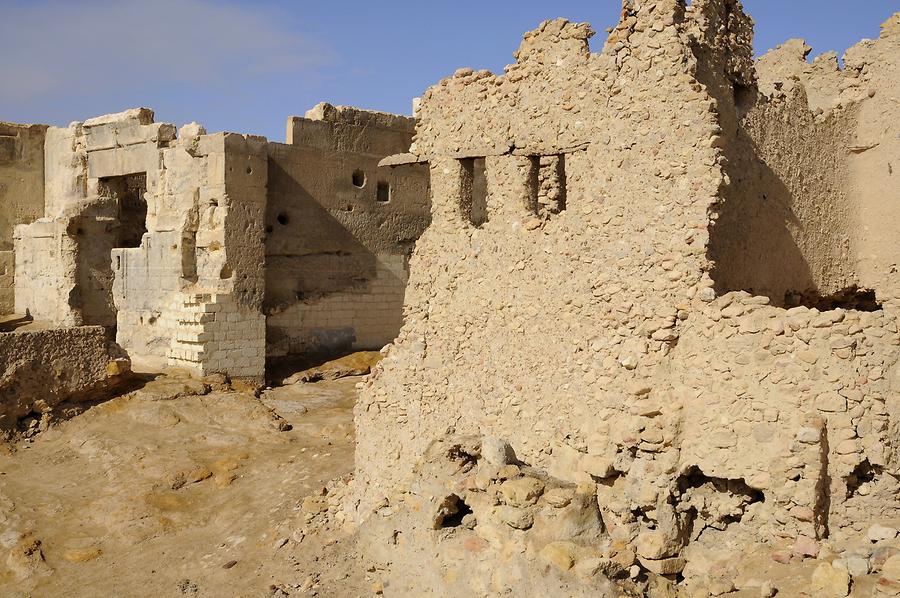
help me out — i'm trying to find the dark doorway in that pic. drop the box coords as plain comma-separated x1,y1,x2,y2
99,172,148,248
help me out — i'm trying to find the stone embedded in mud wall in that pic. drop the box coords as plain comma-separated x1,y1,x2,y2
0,326,129,436
353,0,900,594
360,436,624,596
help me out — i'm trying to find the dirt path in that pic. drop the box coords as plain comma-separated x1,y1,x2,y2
0,371,366,598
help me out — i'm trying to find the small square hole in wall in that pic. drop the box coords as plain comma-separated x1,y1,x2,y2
376,181,391,203
352,169,366,188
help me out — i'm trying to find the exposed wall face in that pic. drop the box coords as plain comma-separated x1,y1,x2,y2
709,16,900,307
843,24,900,302
694,0,857,307
357,0,726,504
0,123,46,250
266,104,430,357
11,110,268,379
114,123,214,358
353,1,900,589
702,55,859,303
0,326,126,433
0,122,47,312
16,109,173,327
114,129,269,379
14,218,79,325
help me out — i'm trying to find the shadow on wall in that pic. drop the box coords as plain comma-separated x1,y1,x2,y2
264,158,379,311
690,32,819,308
69,197,120,328
693,20,870,310
707,117,817,305
264,158,410,357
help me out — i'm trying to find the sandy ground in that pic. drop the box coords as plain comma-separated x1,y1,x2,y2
0,368,369,598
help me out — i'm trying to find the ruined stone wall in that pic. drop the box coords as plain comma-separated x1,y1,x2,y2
843,21,900,302
0,326,126,434
697,3,859,306
13,218,76,324
266,104,429,357
353,1,900,589
0,122,47,313
708,87,860,304
113,129,268,379
755,39,843,111
16,109,173,327
11,110,268,379
713,17,900,307
193,133,268,378
357,0,725,506
113,122,215,359
11,103,428,380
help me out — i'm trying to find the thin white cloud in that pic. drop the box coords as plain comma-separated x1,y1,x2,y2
0,0,336,103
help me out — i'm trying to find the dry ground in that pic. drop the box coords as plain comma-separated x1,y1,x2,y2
0,364,372,598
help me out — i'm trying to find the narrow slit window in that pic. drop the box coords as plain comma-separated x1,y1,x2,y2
459,157,487,227
536,155,566,216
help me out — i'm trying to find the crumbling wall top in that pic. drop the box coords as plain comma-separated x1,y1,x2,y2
684,0,756,87
512,18,594,65
882,12,900,38
409,0,760,160
82,108,155,128
303,102,415,132
287,103,415,154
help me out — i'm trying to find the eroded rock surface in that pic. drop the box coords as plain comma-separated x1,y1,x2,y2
0,371,365,597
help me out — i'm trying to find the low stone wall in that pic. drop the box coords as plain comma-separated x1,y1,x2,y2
0,326,128,433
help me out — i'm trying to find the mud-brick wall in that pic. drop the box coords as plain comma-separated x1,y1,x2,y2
0,122,47,313
265,105,430,357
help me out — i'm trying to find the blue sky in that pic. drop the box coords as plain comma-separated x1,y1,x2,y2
0,0,896,141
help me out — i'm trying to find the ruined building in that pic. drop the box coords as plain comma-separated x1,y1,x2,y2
2,0,899,594
0,104,429,429
352,1,900,594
